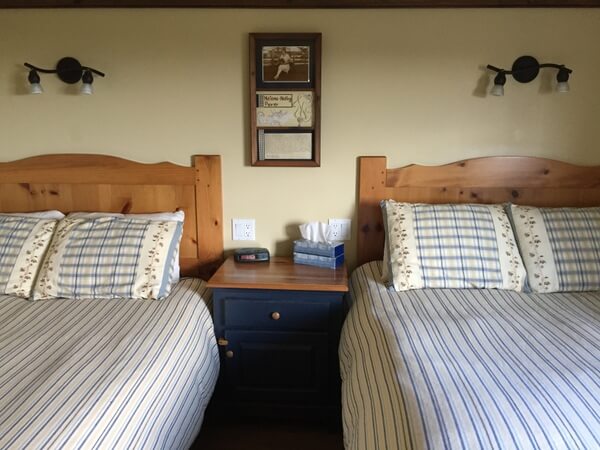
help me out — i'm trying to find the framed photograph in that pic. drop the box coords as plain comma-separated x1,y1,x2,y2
254,35,318,89
250,33,321,167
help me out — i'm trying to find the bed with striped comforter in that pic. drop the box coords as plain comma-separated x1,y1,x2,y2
0,278,219,450
340,261,600,450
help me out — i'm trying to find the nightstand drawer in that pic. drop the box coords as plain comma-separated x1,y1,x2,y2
223,298,331,331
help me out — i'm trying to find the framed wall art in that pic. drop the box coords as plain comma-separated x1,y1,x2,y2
250,33,321,167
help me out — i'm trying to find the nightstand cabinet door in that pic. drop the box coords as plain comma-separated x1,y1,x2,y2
213,288,344,417
223,330,328,404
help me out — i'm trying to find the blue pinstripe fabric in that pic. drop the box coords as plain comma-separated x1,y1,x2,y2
540,207,600,291
340,262,600,450
0,279,219,449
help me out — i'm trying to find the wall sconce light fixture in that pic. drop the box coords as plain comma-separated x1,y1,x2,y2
24,57,106,95
487,55,572,97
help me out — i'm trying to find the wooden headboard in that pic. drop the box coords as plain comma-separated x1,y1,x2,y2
0,154,224,278
358,155,600,266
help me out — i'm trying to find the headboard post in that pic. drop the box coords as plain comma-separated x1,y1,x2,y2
194,155,224,277
357,156,388,266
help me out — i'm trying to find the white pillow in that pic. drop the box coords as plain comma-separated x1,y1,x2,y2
1,210,65,220
66,211,184,282
510,204,600,293
381,201,526,291
33,216,183,300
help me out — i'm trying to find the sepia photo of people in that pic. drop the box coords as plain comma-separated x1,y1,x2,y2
261,46,310,83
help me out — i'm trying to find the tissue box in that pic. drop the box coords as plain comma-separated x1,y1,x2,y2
293,252,345,269
293,240,344,258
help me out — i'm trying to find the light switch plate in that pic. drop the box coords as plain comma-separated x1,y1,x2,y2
232,219,256,241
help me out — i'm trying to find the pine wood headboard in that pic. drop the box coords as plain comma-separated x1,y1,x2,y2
0,154,224,279
357,155,600,266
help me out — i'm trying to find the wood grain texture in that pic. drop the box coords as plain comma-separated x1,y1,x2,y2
2,0,599,7
0,154,224,278
207,256,348,292
194,155,224,278
357,155,600,266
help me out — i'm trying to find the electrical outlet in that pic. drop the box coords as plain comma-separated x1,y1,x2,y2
232,219,256,241
328,218,351,241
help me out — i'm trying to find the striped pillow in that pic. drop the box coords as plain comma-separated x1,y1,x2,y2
510,205,600,292
0,215,58,298
32,216,183,300
381,201,526,291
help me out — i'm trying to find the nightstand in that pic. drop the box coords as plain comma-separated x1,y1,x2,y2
207,256,348,421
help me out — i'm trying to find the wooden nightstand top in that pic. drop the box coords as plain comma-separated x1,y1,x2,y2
207,256,349,292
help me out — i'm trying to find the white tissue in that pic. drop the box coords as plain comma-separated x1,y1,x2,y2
299,221,333,243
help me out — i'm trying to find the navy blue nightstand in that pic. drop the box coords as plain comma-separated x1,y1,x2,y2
208,256,348,420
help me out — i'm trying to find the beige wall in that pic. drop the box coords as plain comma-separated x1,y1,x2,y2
1,9,599,268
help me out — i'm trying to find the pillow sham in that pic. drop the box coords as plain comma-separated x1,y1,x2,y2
0,215,58,298
66,211,184,282
32,215,183,300
2,210,65,220
381,201,526,291
510,204,600,293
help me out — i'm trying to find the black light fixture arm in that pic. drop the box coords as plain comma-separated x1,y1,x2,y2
487,63,572,76
487,55,572,86
24,62,105,78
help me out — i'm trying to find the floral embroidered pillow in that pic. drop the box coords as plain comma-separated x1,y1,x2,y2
32,216,183,300
0,215,58,298
510,205,600,293
381,201,526,292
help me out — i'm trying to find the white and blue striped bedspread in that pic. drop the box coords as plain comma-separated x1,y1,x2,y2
0,278,219,450
340,261,600,450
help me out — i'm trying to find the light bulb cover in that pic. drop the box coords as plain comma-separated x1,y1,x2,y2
556,81,570,93
29,83,43,95
491,71,506,96
80,70,94,95
80,83,93,95
491,84,504,96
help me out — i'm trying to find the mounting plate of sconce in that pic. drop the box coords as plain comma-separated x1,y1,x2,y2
24,57,105,95
487,55,572,96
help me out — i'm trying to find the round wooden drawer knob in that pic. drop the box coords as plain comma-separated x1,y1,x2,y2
271,312,281,321
225,350,234,358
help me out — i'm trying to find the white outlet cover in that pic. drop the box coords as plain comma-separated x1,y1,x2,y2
328,218,352,241
232,219,256,241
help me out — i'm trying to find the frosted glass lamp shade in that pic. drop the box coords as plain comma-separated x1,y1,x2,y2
29,83,43,94
80,82,93,95
557,81,570,93
80,70,94,95
491,84,504,96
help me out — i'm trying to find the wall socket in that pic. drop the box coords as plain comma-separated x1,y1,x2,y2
328,218,352,241
232,219,256,241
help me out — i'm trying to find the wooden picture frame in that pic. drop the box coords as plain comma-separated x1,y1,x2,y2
250,33,321,167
